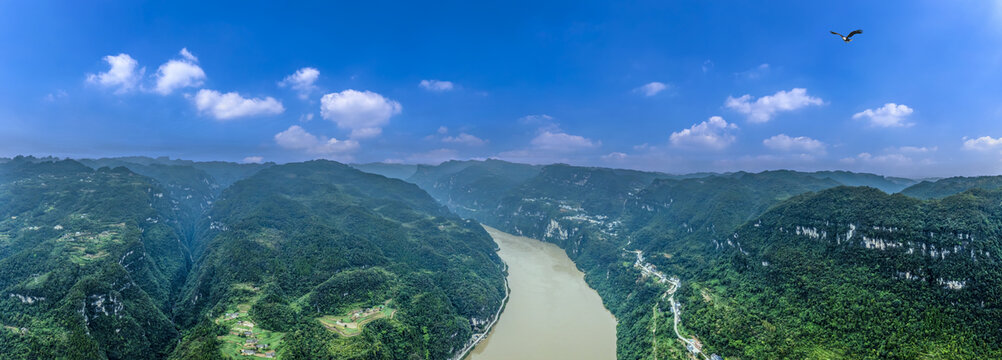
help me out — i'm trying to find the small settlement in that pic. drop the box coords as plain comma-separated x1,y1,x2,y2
216,305,282,358
318,302,395,337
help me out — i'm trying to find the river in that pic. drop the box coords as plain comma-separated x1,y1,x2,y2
465,225,617,360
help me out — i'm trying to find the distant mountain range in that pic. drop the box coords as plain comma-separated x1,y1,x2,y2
3,155,1002,359
0,156,504,360
354,159,1002,359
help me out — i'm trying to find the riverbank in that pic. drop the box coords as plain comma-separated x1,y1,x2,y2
465,226,616,360
451,260,511,360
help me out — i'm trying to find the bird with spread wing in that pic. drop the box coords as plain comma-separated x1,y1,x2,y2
831,29,863,43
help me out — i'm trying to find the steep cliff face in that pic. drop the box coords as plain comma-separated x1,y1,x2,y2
172,160,506,360
688,186,1002,358
394,160,1002,359
0,157,509,360
0,159,189,359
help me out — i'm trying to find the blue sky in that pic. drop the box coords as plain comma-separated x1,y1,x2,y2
2,1,1002,177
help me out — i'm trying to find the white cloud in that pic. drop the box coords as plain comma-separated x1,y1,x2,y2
670,116,738,150
193,89,285,120
725,88,823,123
419,79,455,92
601,152,628,161
530,130,599,152
320,89,401,139
299,113,314,122
442,133,487,146
702,60,714,73
852,103,914,128
274,125,359,155
495,122,600,164
279,67,320,100
154,49,206,95
635,82,668,97
763,134,825,153
437,126,449,134
87,53,145,93
242,156,263,164
179,48,198,62
963,136,1002,151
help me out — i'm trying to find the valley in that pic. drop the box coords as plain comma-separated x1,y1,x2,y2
2,155,1002,359
371,159,1002,359
8,3,999,359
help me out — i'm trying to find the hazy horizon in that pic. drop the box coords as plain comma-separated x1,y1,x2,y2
0,153,963,180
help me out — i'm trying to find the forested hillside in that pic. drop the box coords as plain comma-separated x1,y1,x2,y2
0,157,507,360
77,157,271,245
5,154,1001,360
351,162,418,180
171,160,507,360
0,157,190,359
805,170,916,193
900,175,1002,199
391,159,1002,359
689,187,1002,358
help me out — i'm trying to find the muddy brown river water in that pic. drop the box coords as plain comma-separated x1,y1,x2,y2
465,226,617,360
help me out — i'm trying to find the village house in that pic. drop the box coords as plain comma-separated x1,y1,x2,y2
243,331,253,336
246,338,258,345
265,351,276,358
241,349,256,356
256,343,269,349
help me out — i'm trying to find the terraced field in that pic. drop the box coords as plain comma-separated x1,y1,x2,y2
215,301,284,358
317,302,396,337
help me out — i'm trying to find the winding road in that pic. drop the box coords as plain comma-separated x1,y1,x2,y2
628,250,709,360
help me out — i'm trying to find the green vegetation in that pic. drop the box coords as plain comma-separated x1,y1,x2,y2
317,302,395,337
806,170,916,193
172,160,506,359
6,154,1001,359
0,157,504,360
899,175,1002,199
350,162,418,180
215,299,283,359
685,186,1002,358
0,157,189,359
397,160,1002,359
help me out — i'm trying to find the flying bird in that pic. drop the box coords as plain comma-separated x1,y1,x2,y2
830,29,863,43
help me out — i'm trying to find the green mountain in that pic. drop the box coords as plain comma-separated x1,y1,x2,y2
3,155,994,360
350,162,418,180
899,175,1002,199
78,157,272,190
688,186,1002,358
399,160,995,359
806,170,916,193
0,157,507,360
77,157,270,246
0,157,189,359
172,160,506,360
404,159,542,219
